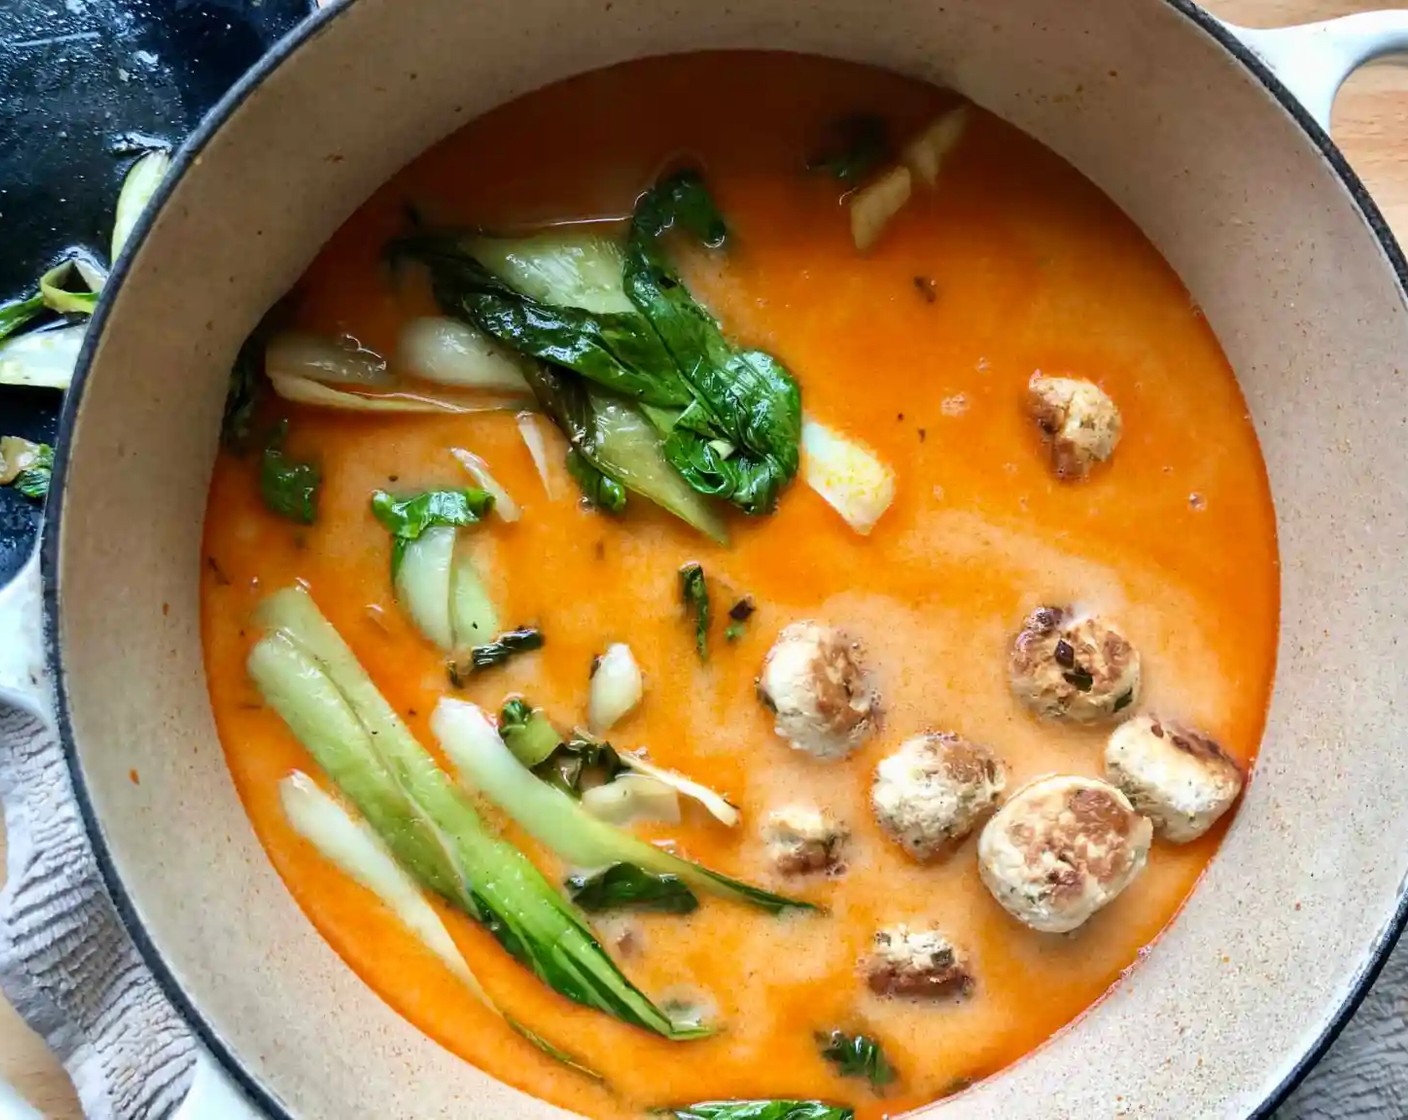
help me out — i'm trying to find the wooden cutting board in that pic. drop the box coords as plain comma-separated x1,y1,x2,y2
2,0,1404,1115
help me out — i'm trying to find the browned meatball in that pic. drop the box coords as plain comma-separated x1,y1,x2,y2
977,775,1152,933
1104,715,1245,842
757,621,881,759
1009,606,1141,723
763,805,849,875
864,925,974,998
1028,373,1122,479
872,733,1007,860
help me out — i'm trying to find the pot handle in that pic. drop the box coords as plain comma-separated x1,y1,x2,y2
1220,10,1408,132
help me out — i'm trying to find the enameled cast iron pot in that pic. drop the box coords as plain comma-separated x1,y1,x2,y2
3,2,1408,1117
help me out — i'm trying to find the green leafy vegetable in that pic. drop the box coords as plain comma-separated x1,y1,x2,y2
0,294,44,344
567,864,699,914
624,171,803,514
38,260,99,316
447,627,544,684
660,1103,853,1120
498,699,563,767
3,440,54,501
393,169,801,519
536,731,625,798
222,332,264,451
249,586,705,1041
816,1030,897,1091
370,487,494,574
566,447,627,513
525,362,727,541
806,114,892,183
431,698,816,915
679,562,710,661
260,421,320,524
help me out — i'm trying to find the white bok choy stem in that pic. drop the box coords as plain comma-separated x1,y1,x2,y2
397,316,532,393
266,330,393,387
0,323,86,391
617,753,740,828
901,105,970,187
800,416,895,536
451,447,521,522
395,525,457,650
268,371,527,414
581,774,680,826
588,643,642,733
278,770,489,999
516,411,557,498
431,698,814,915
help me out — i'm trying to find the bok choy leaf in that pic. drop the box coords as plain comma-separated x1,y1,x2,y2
261,421,320,524
249,586,706,1040
524,361,727,542
816,1030,896,1091
568,864,699,915
0,294,44,343
431,698,816,915
371,488,493,575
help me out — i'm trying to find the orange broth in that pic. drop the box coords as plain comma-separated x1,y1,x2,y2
201,51,1279,1119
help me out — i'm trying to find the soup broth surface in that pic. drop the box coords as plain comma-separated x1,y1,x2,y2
202,50,1279,1119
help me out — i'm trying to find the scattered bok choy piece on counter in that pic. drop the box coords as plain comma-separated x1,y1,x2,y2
617,752,740,828
38,258,103,315
260,420,321,525
0,438,54,501
447,627,544,684
566,448,627,513
370,488,498,650
396,316,532,392
800,418,895,535
568,864,699,915
450,447,521,522
0,322,87,391
816,1030,897,1092
679,562,711,661
0,294,44,342
660,1103,853,1120
278,770,492,998
431,698,816,914
112,147,172,260
248,586,708,1041
588,642,643,732
526,363,726,541
392,168,802,521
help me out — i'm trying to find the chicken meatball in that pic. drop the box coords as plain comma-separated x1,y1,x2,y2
864,924,973,998
764,805,849,875
1027,373,1122,479
757,622,880,759
872,733,1007,860
977,775,1152,933
1104,716,1244,842
1009,606,1140,723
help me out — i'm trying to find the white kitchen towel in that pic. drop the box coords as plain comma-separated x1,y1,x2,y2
0,694,195,1120
0,673,1405,1118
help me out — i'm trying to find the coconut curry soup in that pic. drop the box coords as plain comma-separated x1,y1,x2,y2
202,51,1278,1120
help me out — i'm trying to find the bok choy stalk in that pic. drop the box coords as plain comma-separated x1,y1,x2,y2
248,586,706,1040
524,362,727,542
279,769,604,1081
370,488,498,650
565,448,627,514
431,698,817,915
661,1103,853,1120
112,147,172,261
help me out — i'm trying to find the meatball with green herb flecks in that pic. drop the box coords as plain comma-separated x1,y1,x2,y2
757,621,880,759
1028,373,1122,479
872,733,1006,860
1104,715,1244,842
1009,606,1140,723
865,924,974,999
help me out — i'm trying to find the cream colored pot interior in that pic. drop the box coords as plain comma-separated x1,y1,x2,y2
52,0,1408,1116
